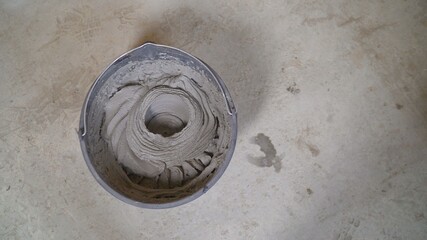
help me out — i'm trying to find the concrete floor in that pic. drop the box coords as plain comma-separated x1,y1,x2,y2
1,0,426,239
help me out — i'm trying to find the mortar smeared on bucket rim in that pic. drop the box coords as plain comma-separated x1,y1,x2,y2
79,42,237,208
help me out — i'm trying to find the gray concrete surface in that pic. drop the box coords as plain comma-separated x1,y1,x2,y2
1,0,426,239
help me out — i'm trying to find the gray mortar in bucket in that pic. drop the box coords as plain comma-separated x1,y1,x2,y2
78,43,237,208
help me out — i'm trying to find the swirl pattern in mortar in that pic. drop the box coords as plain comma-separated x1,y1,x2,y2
101,59,231,199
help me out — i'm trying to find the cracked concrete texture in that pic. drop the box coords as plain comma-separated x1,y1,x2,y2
0,0,426,239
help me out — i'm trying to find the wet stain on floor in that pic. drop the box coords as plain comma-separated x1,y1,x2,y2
248,133,282,172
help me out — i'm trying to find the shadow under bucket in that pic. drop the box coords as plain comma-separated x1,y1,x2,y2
78,43,237,208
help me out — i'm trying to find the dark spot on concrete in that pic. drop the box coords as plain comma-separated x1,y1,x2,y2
353,219,360,227
287,83,300,95
395,103,403,110
381,189,386,193
338,16,363,27
358,23,392,40
248,133,282,172
302,13,335,26
415,212,424,221
6,186,10,191
306,143,320,157
306,188,313,195
242,220,260,230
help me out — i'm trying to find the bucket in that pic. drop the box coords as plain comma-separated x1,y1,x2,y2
78,43,237,208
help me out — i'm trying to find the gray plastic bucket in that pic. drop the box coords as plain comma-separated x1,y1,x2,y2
78,43,237,208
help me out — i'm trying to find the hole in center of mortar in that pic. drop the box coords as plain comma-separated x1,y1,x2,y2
144,94,190,137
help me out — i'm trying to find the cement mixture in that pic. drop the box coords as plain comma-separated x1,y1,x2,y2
96,58,231,200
